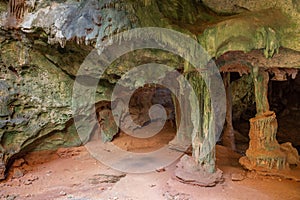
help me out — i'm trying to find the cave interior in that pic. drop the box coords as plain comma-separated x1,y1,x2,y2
0,0,300,199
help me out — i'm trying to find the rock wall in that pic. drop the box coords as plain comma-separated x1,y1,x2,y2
0,36,93,178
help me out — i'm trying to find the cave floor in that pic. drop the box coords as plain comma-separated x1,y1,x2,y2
1,148,299,200
1,135,300,199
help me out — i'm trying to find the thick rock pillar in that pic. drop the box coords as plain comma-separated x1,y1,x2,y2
239,67,287,171
174,68,222,186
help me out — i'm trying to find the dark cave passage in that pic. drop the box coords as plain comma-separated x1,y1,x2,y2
112,85,177,152
128,84,176,128
269,70,300,152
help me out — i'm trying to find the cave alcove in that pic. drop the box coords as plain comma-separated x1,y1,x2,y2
95,84,177,153
269,70,300,153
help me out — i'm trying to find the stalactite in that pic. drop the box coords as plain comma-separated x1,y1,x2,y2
8,0,25,20
6,0,35,28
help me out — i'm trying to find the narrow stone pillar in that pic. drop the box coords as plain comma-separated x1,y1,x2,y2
222,72,236,150
239,67,287,171
252,67,270,115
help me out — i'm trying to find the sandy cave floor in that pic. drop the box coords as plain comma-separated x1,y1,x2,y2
1,124,300,200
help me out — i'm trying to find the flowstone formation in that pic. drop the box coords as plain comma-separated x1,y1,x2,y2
0,0,300,184
240,111,287,170
239,67,299,172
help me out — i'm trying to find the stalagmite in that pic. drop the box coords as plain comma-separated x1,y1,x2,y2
239,67,287,171
221,72,236,151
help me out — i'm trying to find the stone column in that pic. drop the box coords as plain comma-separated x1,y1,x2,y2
174,69,222,186
222,72,236,150
239,67,287,171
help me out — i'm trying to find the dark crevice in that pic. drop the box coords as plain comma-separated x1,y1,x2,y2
43,53,76,80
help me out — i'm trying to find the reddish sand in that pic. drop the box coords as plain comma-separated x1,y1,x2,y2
1,124,300,200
